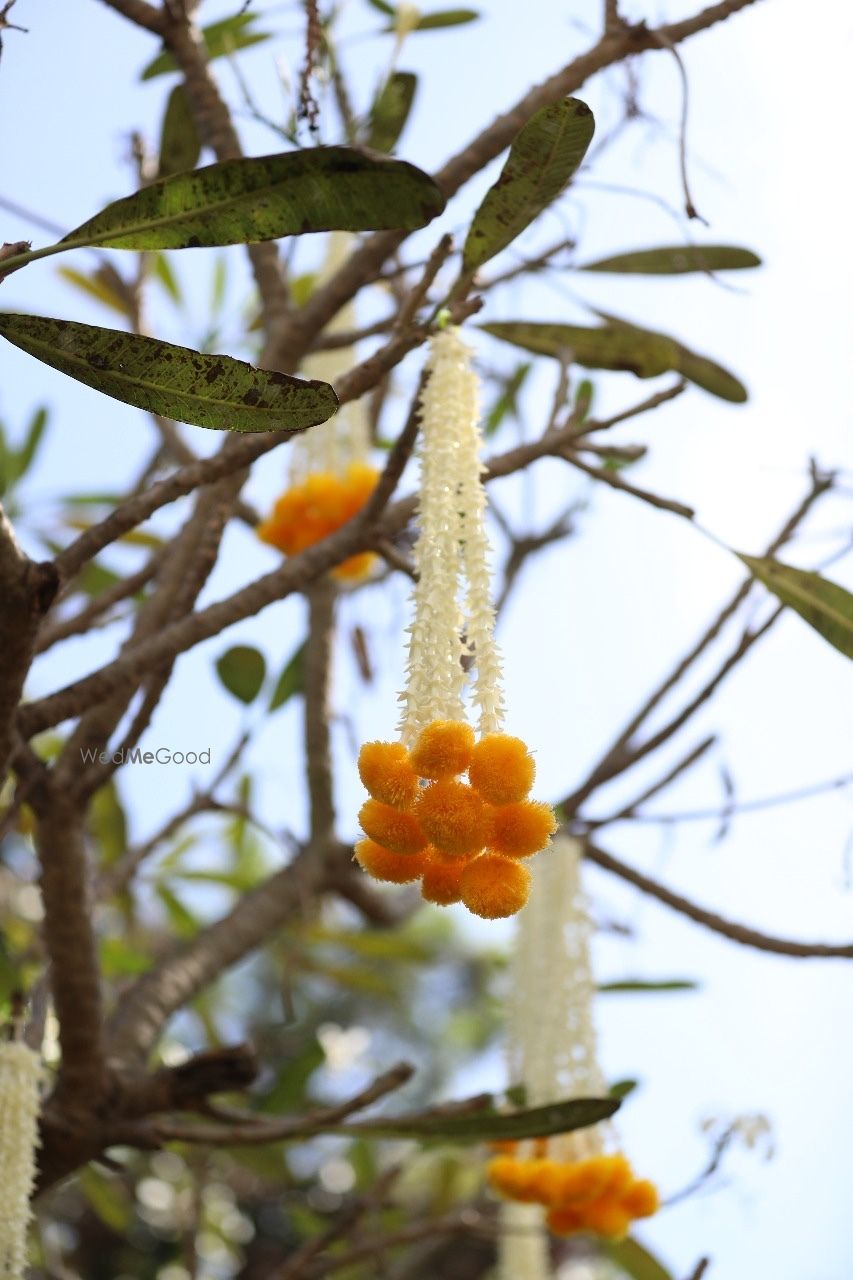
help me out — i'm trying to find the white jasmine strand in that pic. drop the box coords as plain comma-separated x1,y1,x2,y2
509,835,608,1161
398,329,472,741
0,1039,43,1280
498,1202,551,1280
452,334,506,734
293,232,371,479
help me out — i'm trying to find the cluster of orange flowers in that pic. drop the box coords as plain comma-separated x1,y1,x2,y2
256,461,378,582
355,719,557,919
487,1145,659,1239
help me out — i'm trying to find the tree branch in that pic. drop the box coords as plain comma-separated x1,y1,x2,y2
584,840,853,959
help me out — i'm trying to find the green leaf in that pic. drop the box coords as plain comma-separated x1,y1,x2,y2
141,13,271,80
158,84,202,179
365,0,395,12
340,1094,619,1143
610,1079,638,1101
15,406,49,480
580,244,762,274
80,1168,132,1233
156,883,199,938
601,1238,674,1280
738,554,853,659
57,264,133,320
368,71,417,153
90,782,128,867
58,148,445,254
484,362,531,436
151,252,183,307
411,8,480,28
462,98,594,273
675,345,747,402
481,320,678,378
599,978,698,994
480,318,747,402
216,645,267,704
269,642,306,711
0,314,338,433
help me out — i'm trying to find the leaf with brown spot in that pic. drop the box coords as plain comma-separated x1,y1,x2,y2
0,313,338,433
462,97,594,274
0,148,445,274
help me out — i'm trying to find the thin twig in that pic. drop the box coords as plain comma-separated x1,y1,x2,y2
584,841,853,959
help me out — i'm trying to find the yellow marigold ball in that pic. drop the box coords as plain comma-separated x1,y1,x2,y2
411,719,475,779
420,851,465,906
459,853,531,919
359,799,427,856
487,1156,536,1201
358,741,420,810
484,1162,525,1198
333,552,376,582
468,733,536,804
545,1205,584,1236
547,1156,616,1208
354,839,426,884
487,799,557,859
621,1179,659,1218
599,1154,633,1197
415,780,488,857
577,1197,631,1240
524,1158,564,1204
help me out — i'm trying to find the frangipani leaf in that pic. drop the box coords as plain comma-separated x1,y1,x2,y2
481,317,747,402
216,646,267,705
0,314,338,433
738,555,853,659
580,244,761,274
269,643,306,711
368,72,417,153
337,1094,619,1143
0,149,445,273
463,97,594,272
598,979,698,994
602,1237,674,1280
141,12,271,80
158,84,202,178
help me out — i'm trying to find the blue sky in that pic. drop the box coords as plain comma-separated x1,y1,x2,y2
2,2,852,1277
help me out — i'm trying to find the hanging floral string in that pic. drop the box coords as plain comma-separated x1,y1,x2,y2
257,232,379,582
0,1016,43,1280
490,835,658,1268
354,326,556,919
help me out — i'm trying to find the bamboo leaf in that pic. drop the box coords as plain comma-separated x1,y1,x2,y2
158,84,202,179
0,314,339,433
216,645,267,704
141,13,271,80
367,71,417,153
463,98,594,273
339,1094,619,1143
738,555,853,659
580,244,762,274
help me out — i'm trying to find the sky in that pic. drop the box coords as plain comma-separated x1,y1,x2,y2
1,1,852,1278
